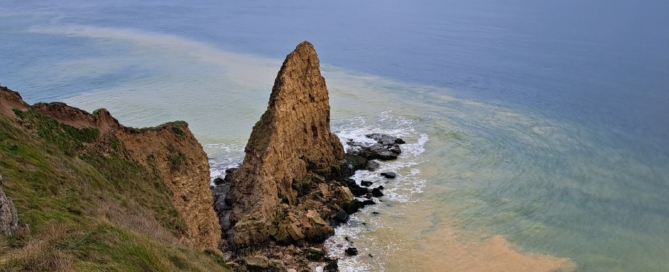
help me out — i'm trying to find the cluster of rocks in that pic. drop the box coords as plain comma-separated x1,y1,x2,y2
345,133,405,161
209,41,407,271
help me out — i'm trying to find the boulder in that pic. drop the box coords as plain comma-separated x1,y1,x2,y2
345,247,359,256
213,177,225,185
332,209,349,224
371,187,384,197
345,179,368,197
335,186,354,203
361,199,376,206
244,255,270,270
0,186,18,236
324,260,339,272
366,160,380,171
346,133,406,161
366,133,405,145
381,172,396,179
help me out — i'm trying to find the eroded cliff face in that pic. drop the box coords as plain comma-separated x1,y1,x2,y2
220,41,347,251
0,86,220,251
115,125,219,250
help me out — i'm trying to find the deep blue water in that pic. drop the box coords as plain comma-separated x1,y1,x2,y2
3,0,668,154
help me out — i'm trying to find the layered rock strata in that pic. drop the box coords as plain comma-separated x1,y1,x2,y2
0,86,220,251
218,41,347,250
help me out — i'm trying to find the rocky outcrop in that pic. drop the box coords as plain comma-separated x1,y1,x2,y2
215,42,410,271
0,86,28,118
0,87,220,251
115,124,220,251
218,41,346,252
346,134,405,161
0,175,19,236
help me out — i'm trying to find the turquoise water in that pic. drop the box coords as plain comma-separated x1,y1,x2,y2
1,1,668,271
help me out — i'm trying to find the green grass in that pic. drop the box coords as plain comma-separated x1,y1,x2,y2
0,112,229,272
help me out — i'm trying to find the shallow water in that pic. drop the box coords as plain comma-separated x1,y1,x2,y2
2,1,669,271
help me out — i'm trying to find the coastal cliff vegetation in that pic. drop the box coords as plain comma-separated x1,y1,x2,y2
0,87,229,271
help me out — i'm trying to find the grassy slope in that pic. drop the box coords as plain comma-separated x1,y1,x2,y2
0,109,229,271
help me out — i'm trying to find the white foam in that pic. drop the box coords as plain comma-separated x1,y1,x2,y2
326,112,428,271
206,143,244,186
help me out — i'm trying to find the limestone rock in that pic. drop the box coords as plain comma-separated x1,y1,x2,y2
223,41,345,248
115,124,220,251
335,186,354,203
0,186,19,236
243,255,269,270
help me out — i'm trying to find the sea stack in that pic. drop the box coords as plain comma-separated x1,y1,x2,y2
219,41,347,250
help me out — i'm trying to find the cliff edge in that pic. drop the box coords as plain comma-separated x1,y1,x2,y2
0,86,225,271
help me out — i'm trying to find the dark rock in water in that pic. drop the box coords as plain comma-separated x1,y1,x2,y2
342,198,375,213
349,183,368,197
345,154,368,171
361,180,373,187
378,186,384,190
342,200,364,214
381,172,396,179
369,254,374,258
366,133,405,145
389,144,402,155
325,260,338,272
213,177,225,185
225,167,238,174
371,211,380,216
361,199,376,206
333,209,349,224
366,160,380,171
346,142,399,161
345,247,358,256
369,144,399,160
371,187,384,197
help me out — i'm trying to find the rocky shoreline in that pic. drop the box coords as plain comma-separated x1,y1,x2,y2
0,41,410,271
211,133,405,271
208,42,407,271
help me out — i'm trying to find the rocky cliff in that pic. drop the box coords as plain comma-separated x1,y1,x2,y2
220,41,346,250
0,86,220,252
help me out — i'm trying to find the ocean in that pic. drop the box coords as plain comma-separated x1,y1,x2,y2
1,0,668,271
